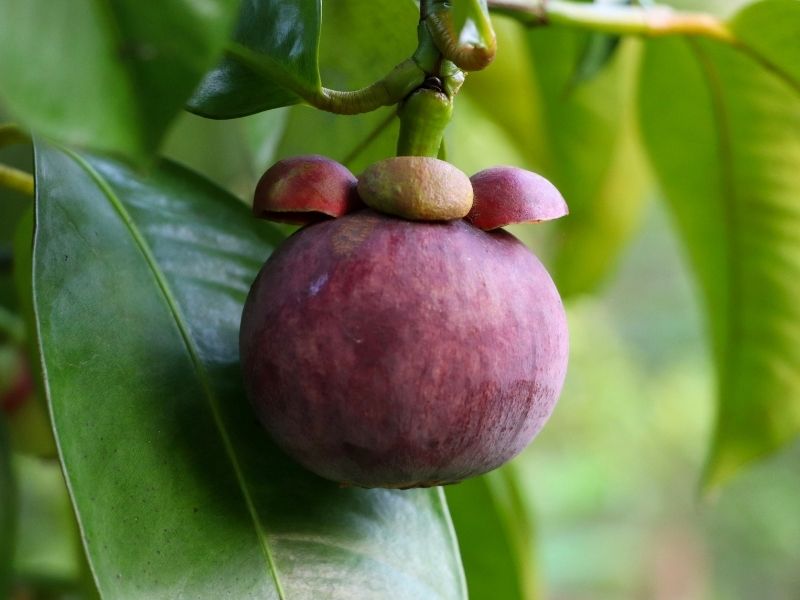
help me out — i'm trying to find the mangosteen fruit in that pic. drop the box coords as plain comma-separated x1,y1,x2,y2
240,156,568,488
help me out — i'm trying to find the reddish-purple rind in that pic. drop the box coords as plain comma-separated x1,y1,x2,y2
467,166,568,230
253,155,361,224
240,209,569,488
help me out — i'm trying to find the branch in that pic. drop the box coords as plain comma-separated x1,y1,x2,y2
488,0,734,42
0,164,34,197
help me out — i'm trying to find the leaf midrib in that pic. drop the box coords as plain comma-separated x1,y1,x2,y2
685,39,742,464
60,147,287,600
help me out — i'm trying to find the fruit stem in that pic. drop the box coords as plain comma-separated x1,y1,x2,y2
488,0,733,42
397,85,454,157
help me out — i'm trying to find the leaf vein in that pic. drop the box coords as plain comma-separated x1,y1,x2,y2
60,147,287,600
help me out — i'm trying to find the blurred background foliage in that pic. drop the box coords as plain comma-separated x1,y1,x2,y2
1,0,799,598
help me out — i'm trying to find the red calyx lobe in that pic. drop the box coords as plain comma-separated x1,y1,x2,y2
466,166,568,230
253,155,361,224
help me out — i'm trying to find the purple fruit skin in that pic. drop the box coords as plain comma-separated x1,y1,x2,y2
240,209,568,488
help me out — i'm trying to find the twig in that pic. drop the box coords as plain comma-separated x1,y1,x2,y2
0,164,34,197
488,0,733,42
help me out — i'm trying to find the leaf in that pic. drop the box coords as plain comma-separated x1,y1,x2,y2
461,17,548,170
446,467,538,600
568,33,621,88
638,37,800,489
0,0,240,159
0,418,14,597
526,29,648,297
188,0,322,118
32,143,467,599
728,0,800,90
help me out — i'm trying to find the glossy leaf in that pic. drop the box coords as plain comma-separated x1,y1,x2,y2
189,1,322,118
446,467,538,600
526,29,648,297
728,0,800,90
639,38,800,489
32,143,467,599
0,0,240,159
0,418,13,597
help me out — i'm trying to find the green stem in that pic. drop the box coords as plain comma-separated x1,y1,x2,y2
226,43,425,115
397,87,454,157
489,0,733,42
0,164,34,197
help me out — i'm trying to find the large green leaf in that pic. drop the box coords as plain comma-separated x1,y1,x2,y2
639,37,800,489
728,0,800,90
446,467,538,600
460,18,548,172
0,417,14,597
188,0,322,118
526,29,648,297
32,143,466,598
0,0,239,159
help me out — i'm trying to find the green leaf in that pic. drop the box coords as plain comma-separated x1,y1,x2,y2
639,37,800,489
728,0,800,91
0,0,240,159
446,467,538,600
461,17,548,170
526,29,648,297
32,143,467,599
188,0,322,118
0,418,14,597
569,33,621,88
